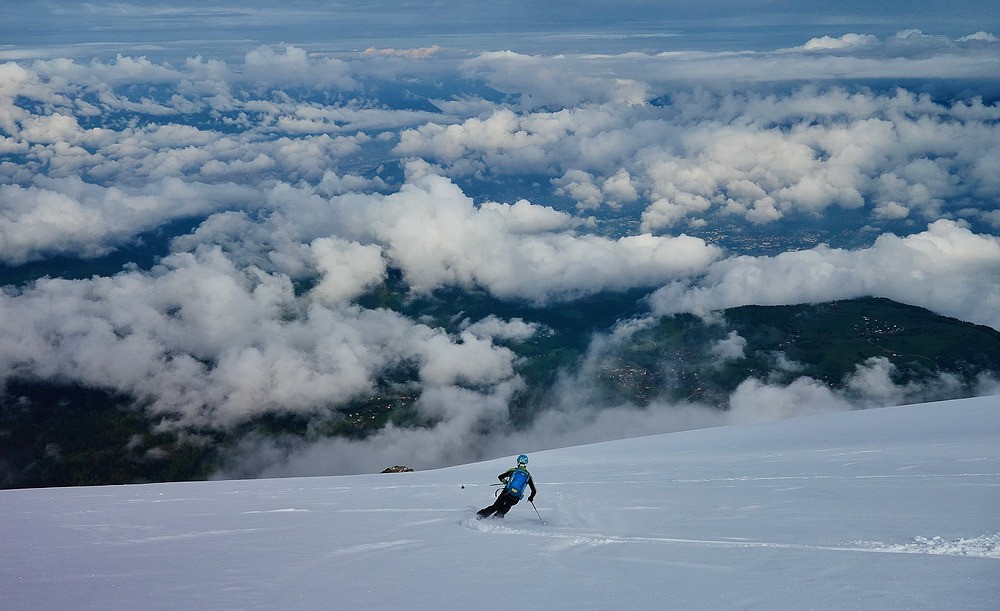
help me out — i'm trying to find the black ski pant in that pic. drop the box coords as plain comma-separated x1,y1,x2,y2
477,491,520,519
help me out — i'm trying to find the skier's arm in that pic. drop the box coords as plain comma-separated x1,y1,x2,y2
527,476,537,501
497,468,514,483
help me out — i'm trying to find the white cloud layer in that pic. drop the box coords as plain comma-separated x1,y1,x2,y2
1,27,998,478
334,175,721,302
167,172,722,304
220,351,1000,478
648,220,1000,331
0,245,525,429
394,87,1000,227
0,177,261,264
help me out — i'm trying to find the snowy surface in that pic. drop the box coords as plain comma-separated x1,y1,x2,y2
3,395,999,610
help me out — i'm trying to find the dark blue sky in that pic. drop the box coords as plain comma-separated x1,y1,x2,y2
5,0,998,59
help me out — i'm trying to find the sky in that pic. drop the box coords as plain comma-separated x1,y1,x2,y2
2,396,998,608
1,1,999,478
4,1,999,57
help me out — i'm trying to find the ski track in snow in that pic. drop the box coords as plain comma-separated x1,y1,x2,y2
463,518,1000,559
328,539,422,557
851,534,1000,559
121,528,265,545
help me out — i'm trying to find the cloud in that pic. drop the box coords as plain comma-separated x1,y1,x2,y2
0,245,525,430
392,86,1000,229
309,237,386,304
2,30,999,482
642,89,1000,226
0,167,721,432
8,46,999,248
959,31,998,43
460,316,546,342
477,198,584,233
552,168,638,211
395,107,601,173
602,168,639,205
799,34,879,52
241,46,356,89
496,350,995,465
452,31,1000,104
553,169,604,210
362,46,443,59
709,331,748,364
726,376,852,424
648,220,1000,330
0,176,262,265
462,51,649,108
231,338,1000,478
317,170,389,196
324,174,722,303
217,381,524,477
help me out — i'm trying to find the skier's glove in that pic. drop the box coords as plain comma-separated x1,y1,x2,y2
528,494,535,502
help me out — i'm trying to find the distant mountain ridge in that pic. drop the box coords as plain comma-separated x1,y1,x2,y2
2,297,998,489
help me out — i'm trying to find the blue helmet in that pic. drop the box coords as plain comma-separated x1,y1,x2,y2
516,454,528,466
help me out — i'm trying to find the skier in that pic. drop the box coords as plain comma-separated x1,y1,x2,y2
476,454,536,519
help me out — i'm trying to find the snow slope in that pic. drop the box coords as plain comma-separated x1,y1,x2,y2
3,396,999,610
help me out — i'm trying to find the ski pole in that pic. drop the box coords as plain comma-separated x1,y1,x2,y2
530,500,544,525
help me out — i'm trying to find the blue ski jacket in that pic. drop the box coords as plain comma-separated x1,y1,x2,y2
498,466,537,501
